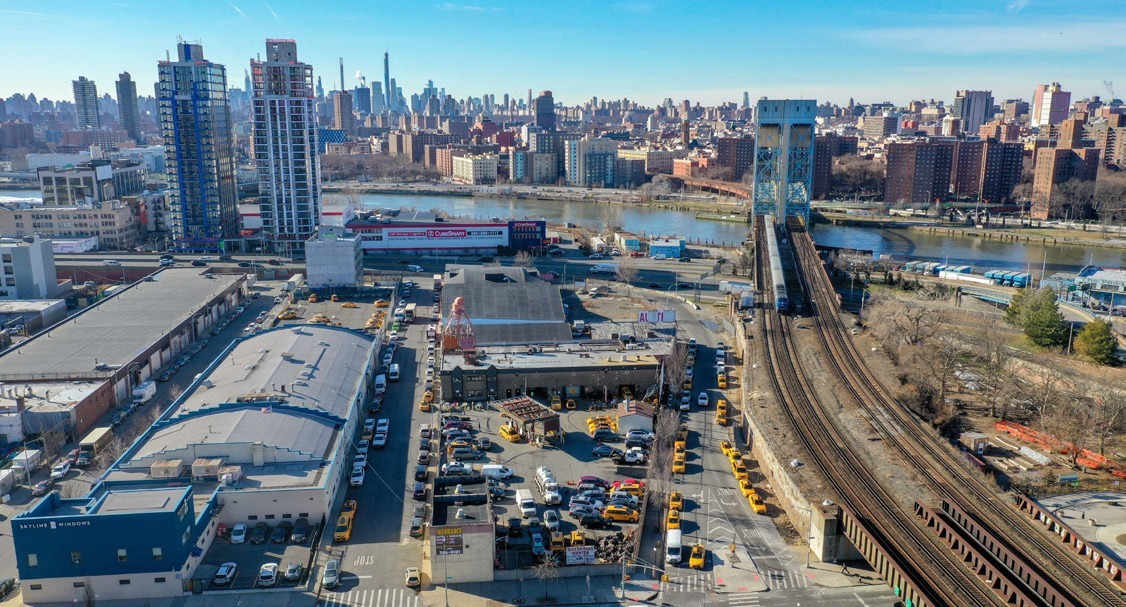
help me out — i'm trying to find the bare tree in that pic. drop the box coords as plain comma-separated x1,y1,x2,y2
598,205,623,240
1090,388,1126,456
94,436,126,471
616,254,640,295
662,343,689,395
906,336,964,423
646,407,681,504
734,247,753,277
514,251,533,268
530,556,559,601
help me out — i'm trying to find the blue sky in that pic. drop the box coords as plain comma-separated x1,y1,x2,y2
1,0,1123,107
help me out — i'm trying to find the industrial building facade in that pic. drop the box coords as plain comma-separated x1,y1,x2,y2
346,218,546,254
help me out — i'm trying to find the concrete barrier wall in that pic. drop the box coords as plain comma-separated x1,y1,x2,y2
494,563,620,580
736,318,813,544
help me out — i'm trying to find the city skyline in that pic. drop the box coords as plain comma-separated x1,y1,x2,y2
1,1,1124,107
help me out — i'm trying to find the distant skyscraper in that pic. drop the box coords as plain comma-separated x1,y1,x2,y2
72,76,99,129
252,39,321,251
371,81,385,112
751,99,816,223
952,90,993,134
158,41,238,249
1031,82,1071,129
534,90,555,131
244,70,252,93
383,51,392,113
115,72,141,142
333,91,355,135
316,76,324,99
741,92,750,109
353,85,371,114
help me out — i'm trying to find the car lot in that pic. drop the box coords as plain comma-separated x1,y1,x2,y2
428,403,649,571
199,525,316,591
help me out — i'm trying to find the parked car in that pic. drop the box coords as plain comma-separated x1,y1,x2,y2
290,518,311,544
257,563,279,587
592,444,616,458
249,521,270,544
322,559,340,589
230,523,248,544
50,461,71,479
213,562,238,585
580,515,612,529
271,520,293,543
543,510,561,530
284,562,303,581
568,505,597,519
30,479,53,496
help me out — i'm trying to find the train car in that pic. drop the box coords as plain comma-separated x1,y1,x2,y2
763,215,789,312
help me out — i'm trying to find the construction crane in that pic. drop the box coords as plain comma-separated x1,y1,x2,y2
442,296,478,365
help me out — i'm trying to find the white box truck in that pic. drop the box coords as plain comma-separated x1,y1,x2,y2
589,263,618,275
132,380,156,404
665,529,683,564
515,489,537,518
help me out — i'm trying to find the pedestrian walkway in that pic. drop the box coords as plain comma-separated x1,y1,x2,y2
754,567,809,590
319,588,419,607
725,591,762,607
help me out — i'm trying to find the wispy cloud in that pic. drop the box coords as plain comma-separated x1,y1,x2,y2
433,3,500,12
226,1,247,19
1007,0,1030,13
262,0,279,19
840,20,1126,54
0,9,50,16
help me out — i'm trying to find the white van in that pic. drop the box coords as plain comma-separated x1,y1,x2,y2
651,253,668,260
515,489,537,518
408,264,424,273
419,424,431,439
388,363,401,382
101,259,121,266
374,374,387,394
665,529,683,564
481,464,513,481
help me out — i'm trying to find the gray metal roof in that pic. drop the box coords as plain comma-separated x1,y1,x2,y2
127,408,336,465
0,269,243,380
441,267,569,344
173,326,372,421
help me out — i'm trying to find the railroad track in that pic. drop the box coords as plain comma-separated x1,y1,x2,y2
785,217,1125,607
753,221,1001,607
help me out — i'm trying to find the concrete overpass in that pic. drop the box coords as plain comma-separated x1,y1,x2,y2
0,171,37,180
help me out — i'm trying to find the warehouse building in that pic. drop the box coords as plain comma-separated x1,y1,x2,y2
11,325,377,604
0,269,249,440
440,266,571,345
346,212,546,255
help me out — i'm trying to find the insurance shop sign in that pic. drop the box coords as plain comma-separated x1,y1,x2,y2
435,527,464,556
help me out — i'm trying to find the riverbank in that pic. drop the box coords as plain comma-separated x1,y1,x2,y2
322,180,750,215
818,211,1126,252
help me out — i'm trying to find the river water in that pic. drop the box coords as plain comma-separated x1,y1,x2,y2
352,192,1126,274
4,187,1123,273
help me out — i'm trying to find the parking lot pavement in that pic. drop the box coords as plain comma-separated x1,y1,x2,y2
199,531,316,591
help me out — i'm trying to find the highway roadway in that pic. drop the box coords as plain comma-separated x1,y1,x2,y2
52,246,739,299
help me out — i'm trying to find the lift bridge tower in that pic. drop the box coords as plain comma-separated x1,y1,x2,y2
752,99,817,228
